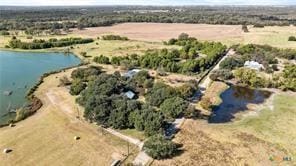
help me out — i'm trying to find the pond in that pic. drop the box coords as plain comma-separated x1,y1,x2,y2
0,50,81,125
208,85,272,123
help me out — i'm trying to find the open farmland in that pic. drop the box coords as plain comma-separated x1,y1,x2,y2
72,23,296,48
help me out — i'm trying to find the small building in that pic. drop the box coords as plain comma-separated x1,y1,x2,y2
123,69,141,78
244,61,264,71
124,91,136,99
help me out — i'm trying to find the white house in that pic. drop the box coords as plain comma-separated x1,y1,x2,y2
244,61,264,71
123,69,141,78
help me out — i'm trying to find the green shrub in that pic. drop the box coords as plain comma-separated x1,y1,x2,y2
93,55,110,64
143,134,179,159
70,79,86,95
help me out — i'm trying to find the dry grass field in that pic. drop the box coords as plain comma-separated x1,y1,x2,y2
72,23,296,48
0,33,179,61
0,68,138,166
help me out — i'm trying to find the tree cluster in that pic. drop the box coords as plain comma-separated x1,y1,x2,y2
101,35,129,41
94,36,227,75
71,67,192,137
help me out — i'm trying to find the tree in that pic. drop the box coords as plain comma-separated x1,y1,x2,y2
178,33,189,40
160,97,188,121
282,65,296,91
176,83,196,98
143,134,179,159
288,36,296,41
145,82,177,107
234,68,264,87
242,25,249,32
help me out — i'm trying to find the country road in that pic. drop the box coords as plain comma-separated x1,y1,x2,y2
199,49,235,91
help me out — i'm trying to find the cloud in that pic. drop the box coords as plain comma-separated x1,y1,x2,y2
1,0,295,6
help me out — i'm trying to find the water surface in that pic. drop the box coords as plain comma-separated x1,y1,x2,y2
0,50,80,124
209,85,272,123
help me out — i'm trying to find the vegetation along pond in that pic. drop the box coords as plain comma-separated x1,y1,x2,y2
0,50,81,125
209,85,272,123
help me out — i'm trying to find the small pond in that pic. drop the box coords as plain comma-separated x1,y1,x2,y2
208,85,272,123
0,50,81,125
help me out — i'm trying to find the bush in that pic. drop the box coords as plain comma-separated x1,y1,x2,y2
143,134,179,159
220,57,244,70
15,108,31,121
70,79,86,95
210,69,233,80
288,36,296,41
71,66,102,81
200,97,212,110
234,68,265,88
93,55,110,64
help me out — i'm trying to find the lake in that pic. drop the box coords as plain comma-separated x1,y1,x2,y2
0,50,81,125
209,85,272,123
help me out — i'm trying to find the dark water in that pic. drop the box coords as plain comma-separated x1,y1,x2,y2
209,85,272,123
0,50,81,125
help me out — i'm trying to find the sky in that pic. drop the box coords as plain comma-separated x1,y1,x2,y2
0,0,295,6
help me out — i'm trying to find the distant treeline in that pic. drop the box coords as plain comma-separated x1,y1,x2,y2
8,37,93,49
1,6,295,31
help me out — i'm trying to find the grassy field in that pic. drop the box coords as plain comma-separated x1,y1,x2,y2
154,86,296,165
0,68,138,165
234,93,296,158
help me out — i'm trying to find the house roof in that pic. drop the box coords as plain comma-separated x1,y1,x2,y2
125,91,136,99
244,60,264,70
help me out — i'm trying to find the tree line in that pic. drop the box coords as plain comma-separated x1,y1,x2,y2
8,37,93,49
1,6,295,31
